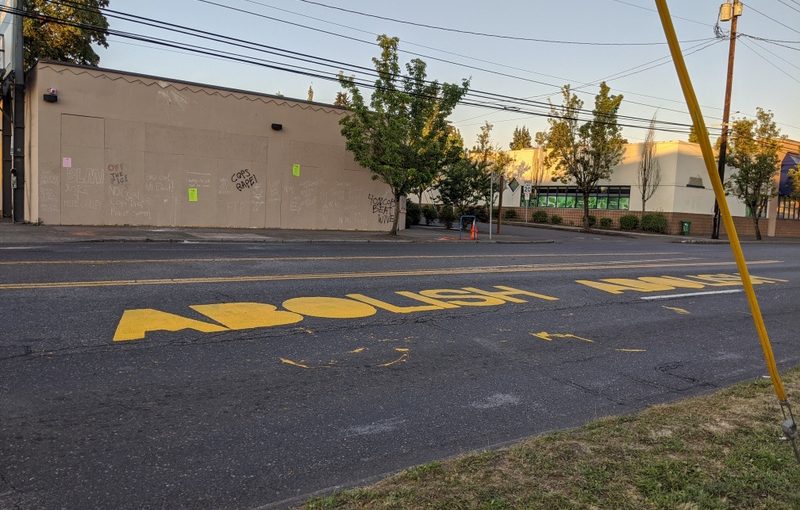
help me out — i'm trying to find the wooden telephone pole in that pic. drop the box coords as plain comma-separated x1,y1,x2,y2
711,0,742,239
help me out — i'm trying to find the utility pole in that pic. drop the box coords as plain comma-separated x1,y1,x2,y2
711,0,742,239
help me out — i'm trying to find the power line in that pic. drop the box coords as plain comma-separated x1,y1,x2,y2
742,34,800,52
60,0,689,129
197,0,722,114
193,0,729,129
606,0,714,27
232,0,734,119
739,38,800,85
297,0,709,46
747,37,800,73
190,0,726,127
742,2,800,36
11,3,706,136
774,0,800,15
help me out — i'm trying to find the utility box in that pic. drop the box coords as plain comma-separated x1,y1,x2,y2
680,220,692,236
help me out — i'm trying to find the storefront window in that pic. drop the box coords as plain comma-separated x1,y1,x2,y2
531,186,630,210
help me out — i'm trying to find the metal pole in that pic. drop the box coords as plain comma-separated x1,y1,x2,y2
655,0,788,404
711,1,740,239
496,173,504,235
11,0,24,222
2,91,11,218
488,178,493,240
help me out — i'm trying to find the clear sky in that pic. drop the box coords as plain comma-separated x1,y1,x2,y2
95,0,799,149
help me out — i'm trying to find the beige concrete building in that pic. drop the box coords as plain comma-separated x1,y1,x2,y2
18,61,403,231
501,142,800,237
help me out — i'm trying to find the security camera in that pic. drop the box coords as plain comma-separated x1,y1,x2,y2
47,87,57,95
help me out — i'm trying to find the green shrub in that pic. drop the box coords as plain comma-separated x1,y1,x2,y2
439,205,457,229
532,210,548,223
503,208,518,220
619,214,639,231
599,217,613,229
641,213,668,233
587,215,597,227
422,204,438,225
405,202,421,228
550,214,563,225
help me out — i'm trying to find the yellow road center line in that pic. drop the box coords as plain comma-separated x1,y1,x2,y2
0,259,781,291
0,251,684,266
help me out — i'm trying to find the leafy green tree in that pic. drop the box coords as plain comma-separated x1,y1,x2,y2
24,0,110,70
789,164,800,197
492,150,514,234
467,122,516,233
470,122,497,208
688,124,700,144
333,91,350,108
638,114,662,216
416,124,463,205
509,125,533,150
724,108,784,240
540,82,625,230
434,155,483,215
338,35,469,234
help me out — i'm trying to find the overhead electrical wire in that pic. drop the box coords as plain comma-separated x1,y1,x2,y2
746,37,800,73
197,0,790,133
10,2,716,135
606,0,714,27
742,2,800,36
297,0,710,46
230,0,732,119
195,0,722,119
775,0,800,15
739,39,800,85
44,0,715,134
191,0,730,130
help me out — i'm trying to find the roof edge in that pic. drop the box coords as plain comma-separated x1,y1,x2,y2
34,59,349,112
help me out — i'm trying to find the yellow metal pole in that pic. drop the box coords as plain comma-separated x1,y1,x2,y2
654,0,787,402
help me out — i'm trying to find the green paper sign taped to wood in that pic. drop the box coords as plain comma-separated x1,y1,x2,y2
292,164,301,177
188,188,198,202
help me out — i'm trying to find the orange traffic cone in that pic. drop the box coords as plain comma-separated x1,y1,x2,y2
470,220,478,241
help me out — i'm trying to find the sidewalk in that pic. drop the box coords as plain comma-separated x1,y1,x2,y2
0,221,553,245
503,219,800,244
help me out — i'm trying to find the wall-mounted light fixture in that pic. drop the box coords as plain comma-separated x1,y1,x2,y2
271,123,283,131
43,87,58,103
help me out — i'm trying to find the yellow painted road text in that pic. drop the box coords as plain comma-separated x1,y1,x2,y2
576,273,786,295
113,285,557,342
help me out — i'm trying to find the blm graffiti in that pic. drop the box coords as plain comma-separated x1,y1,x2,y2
231,169,258,191
368,194,395,224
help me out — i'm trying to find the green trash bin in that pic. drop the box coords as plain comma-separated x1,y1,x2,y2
680,220,691,236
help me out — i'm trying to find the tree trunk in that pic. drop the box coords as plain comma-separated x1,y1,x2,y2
496,174,504,235
753,215,762,241
390,195,400,236
583,191,591,231
641,198,646,219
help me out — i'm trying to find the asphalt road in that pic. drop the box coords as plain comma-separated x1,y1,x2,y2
1,231,798,509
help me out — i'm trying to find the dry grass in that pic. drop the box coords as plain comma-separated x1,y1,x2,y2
302,369,800,509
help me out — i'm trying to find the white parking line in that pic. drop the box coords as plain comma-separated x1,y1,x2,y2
641,289,744,300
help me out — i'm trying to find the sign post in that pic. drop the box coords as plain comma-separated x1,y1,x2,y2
523,183,532,223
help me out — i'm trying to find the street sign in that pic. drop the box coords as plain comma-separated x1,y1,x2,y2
523,183,532,194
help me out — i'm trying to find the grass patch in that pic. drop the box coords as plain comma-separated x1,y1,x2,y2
302,369,800,509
